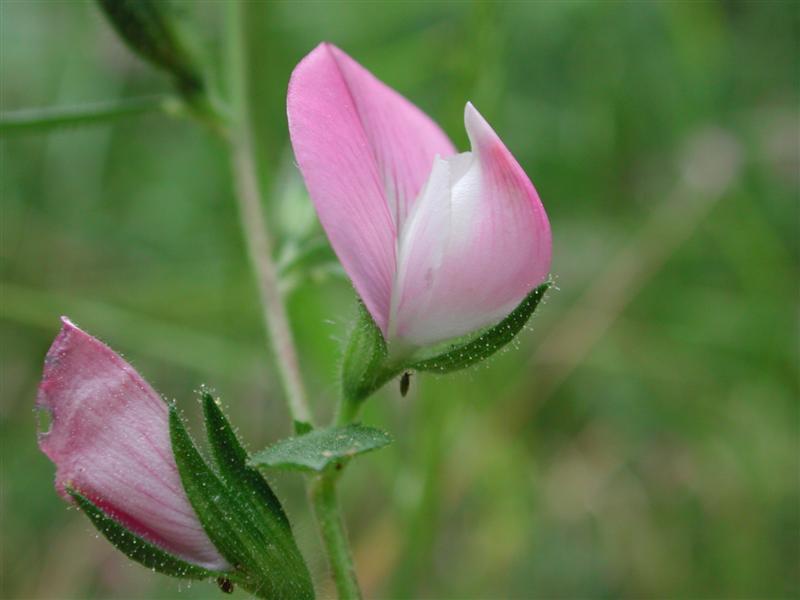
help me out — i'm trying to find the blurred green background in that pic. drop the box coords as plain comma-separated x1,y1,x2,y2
1,1,798,598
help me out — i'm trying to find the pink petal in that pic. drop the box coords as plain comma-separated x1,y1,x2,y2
36,318,228,571
391,103,552,347
287,43,455,333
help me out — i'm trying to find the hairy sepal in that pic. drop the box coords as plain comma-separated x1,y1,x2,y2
340,282,551,404
169,402,314,599
68,487,219,580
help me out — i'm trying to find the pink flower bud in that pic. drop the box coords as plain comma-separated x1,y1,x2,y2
288,43,551,348
36,318,228,571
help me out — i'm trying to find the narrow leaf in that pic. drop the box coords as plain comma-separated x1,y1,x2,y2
201,392,289,529
68,488,215,580
170,405,314,599
250,424,393,473
201,393,314,598
0,96,172,136
169,407,263,577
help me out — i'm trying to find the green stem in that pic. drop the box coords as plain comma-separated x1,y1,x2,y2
226,2,312,428
336,396,362,427
0,95,175,135
315,395,365,598
311,474,363,600
228,132,313,426
226,3,361,597
225,54,366,598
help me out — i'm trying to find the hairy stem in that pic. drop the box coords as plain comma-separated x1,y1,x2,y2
311,474,363,600
0,95,174,135
225,0,311,428
227,3,361,597
229,134,312,426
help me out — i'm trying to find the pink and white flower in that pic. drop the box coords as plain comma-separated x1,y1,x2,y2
288,43,551,349
36,318,227,571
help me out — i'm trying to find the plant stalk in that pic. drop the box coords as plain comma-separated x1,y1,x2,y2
311,473,363,600
227,3,361,598
229,133,312,426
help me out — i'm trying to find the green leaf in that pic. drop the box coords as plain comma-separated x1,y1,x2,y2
169,405,314,599
68,488,215,580
201,393,314,595
410,282,552,373
250,424,393,473
201,391,290,531
169,407,262,576
96,0,203,96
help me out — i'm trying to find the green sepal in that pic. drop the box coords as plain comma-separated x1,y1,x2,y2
341,300,391,405
169,404,314,599
339,282,552,406
409,281,551,373
250,424,393,473
96,0,203,97
67,487,216,580
201,391,290,531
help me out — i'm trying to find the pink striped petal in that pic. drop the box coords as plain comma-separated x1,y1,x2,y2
390,103,552,347
288,43,455,333
36,318,228,571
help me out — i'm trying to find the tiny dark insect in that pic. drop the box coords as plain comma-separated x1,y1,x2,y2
217,577,234,594
400,371,411,397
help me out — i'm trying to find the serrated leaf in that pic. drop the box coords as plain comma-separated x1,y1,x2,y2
410,282,551,373
68,488,215,580
250,424,393,472
169,406,314,599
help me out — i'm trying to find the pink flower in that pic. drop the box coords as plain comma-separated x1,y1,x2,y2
288,43,551,349
37,318,228,571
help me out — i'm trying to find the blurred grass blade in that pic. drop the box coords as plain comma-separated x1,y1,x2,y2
0,95,175,135
1,282,262,381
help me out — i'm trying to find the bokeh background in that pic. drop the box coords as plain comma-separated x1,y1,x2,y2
2,1,798,598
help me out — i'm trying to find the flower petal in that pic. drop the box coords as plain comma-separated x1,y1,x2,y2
391,103,552,347
288,43,455,332
36,318,228,571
